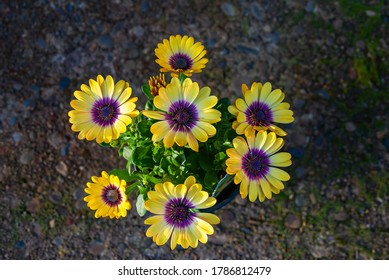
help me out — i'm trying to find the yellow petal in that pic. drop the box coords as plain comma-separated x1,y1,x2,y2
235,98,247,112
150,121,170,141
235,122,250,135
260,82,272,102
183,80,199,104
194,217,214,235
240,177,249,198
268,167,291,181
120,101,136,114
144,200,165,214
70,100,92,112
260,178,272,199
144,214,164,225
174,184,187,198
232,136,249,156
248,180,258,202
262,132,277,152
116,87,132,105
191,126,208,142
112,80,126,101
265,174,285,190
228,105,239,116
154,95,170,111
184,176,196,188
142,110,166,120
89,79,103,99
174,130,188,147
163,129,176,148
196,213,220,224
195,197,217,209
189,191,208,205
187,132,199,152
195,96,218,110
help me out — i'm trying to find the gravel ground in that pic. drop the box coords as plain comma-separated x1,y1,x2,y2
1,0,388,259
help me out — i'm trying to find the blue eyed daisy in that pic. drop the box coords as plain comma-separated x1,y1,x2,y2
142,77,221,152
228,82,294,137
68,75,139,144
84,171,131,219
225,131,292,202
155,34,208,77
144,176,220,250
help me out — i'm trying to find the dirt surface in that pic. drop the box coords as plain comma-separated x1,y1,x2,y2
1,0,388,259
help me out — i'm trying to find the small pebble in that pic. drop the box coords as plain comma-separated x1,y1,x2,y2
49,192,62,205
285,213,301,229
221,3,236,17
19,149,35,165
345,122,356,132
16,240,26,250
56,161,68,177
333,211,349,222
305,1,315,13
27,198,40,214
52,236,63,246
59,77,71,90
365,10,376,17
88,240,106,255
98,35,113,49
12,132,22,143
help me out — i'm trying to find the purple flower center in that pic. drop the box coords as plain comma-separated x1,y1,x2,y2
242,148,270,180
245,101,273,127
92,97,119,127
165,197,195,228
102,185,123,207
166,100,199,132
169,53,193,71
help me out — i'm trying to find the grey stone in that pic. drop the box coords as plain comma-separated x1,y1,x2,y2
88,241,106,255
19,149,35,165
345,122,356,132
27,198,40,214
56,161,68,177
285,213,301,229
221,3,236,17
98,35,113,49
12,132,22,143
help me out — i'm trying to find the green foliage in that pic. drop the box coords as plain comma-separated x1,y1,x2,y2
106,78,237,200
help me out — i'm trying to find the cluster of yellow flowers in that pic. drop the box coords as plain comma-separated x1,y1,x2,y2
68,35,294,249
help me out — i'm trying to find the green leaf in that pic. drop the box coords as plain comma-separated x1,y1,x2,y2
137,120,152,137
215,152,227,162
136,194,147,216
217,97,231,107
132,146,155,167
109,169,132,182
144,175,162,184
123,146,134,162
199,152,212,171
141,84,154,100
204,170,219,189
178,73,187,84
145,100,155,110
126,181,141,195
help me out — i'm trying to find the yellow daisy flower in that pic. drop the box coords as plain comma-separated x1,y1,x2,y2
225,131,292,202
155,34,208,77
228,82,294,137
68,75,139,144
142,77,221,152
149,73,167,96
84,171,131,219
144,176,220,250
